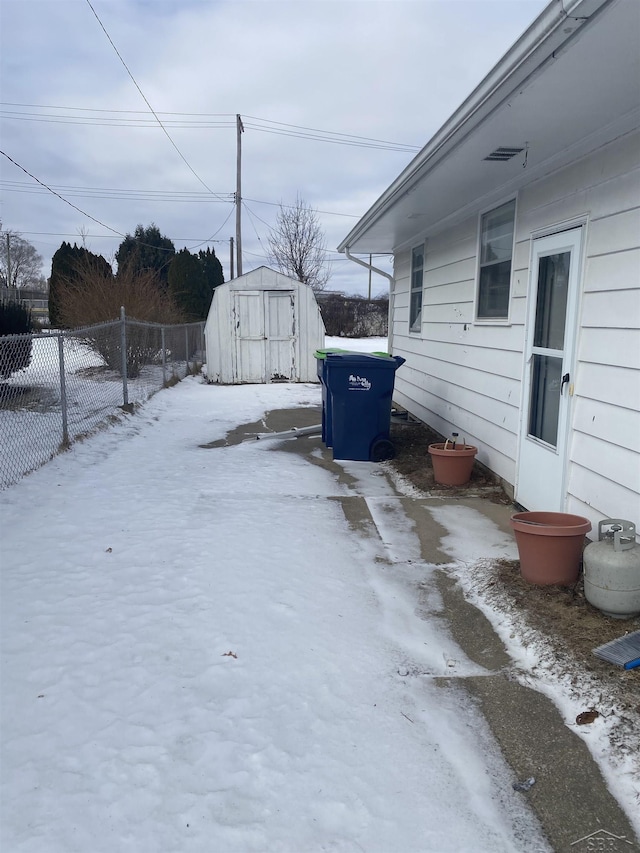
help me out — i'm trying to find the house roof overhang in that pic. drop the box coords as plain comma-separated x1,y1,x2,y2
338,0,640,255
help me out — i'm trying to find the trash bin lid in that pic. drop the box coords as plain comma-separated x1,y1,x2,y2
313,348,347,360
326,352,405,368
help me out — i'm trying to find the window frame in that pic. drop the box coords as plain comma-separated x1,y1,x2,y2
409,243,424,334
474,198,517,323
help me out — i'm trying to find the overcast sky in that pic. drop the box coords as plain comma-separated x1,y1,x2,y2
1,0,548,297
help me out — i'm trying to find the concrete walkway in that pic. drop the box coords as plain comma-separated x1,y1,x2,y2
233,405,638,853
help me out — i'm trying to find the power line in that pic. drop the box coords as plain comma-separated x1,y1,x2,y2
0,151,125,237
243,197,360,218
193,204,237,248
241,201,272,232
83,0,228,202
15,230,231,244
1,180,234,203
0,115,235,130
244,115,420,150
243,118,420,153
1,180,361,218
0,152,235,254
1,103,421,152
1,102,237,117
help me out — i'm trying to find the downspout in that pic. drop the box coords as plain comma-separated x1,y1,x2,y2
344,247,395,353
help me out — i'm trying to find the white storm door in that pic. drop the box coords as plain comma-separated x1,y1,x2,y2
266,291,295,382
233,291,266,382
516,228,582,511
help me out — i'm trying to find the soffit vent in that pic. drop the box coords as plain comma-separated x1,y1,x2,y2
484,146,524,162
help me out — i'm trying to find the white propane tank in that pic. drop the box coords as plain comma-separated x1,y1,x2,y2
583,519,640,619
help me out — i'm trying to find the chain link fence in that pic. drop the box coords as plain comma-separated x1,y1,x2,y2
0,313,205,489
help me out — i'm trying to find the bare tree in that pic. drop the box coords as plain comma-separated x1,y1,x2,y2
0,228,46,290
267,195,330,292
77,224,90,248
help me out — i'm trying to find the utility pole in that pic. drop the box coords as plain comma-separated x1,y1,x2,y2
368,254,372,301
236,114,244,277
230,237,234,280
6,233,12,291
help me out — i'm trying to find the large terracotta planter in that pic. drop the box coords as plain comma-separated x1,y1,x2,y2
510,511,592,585
428,442,478,486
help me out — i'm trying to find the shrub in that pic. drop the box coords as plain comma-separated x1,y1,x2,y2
57,257,183,328
0,300,33,379
57,256,184,378
318,293,389,337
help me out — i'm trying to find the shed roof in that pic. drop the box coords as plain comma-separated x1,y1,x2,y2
224,266,311,291
338,0,640,254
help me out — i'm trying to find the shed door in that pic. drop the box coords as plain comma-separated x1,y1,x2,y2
233,290,295,383
234,291,265,382
516,228,582,510
267,291,296,381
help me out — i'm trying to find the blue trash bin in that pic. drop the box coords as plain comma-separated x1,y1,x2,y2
325,352,405,461
314,348,346,446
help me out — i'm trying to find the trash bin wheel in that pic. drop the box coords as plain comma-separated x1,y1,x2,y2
370,437,395,462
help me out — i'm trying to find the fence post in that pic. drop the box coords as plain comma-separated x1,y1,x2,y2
161,326,167,386
185,326,190,375
120,305,129,408
57,334,69,447
200,323,205,371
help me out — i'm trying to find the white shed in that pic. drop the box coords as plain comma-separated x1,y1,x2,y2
204,266,325,384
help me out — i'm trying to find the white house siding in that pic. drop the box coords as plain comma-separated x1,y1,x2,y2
391,129,640,521
392,216,525,490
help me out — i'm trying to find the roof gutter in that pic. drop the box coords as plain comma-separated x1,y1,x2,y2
344,247,394,288
337,0,613,253
344,248,396,351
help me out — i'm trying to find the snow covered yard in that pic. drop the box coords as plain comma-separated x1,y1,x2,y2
1,334,172,488
0,376,551,853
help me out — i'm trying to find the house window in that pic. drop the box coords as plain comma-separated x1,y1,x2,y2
477,199,516,319
409,245,424,333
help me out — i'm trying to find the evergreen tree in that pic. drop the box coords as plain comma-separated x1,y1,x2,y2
198,247,224,292
115,224,175,289
48,242,75,328
168,249,204,320
168,247,224,321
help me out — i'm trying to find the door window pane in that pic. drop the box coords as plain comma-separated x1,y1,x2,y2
528,354,562,446
534,252,570,350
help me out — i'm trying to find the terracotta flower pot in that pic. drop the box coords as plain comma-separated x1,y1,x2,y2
510,511,592,585
428,442,478,486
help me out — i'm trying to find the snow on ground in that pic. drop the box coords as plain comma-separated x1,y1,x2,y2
2,336,637,850
427,504,640,838
1,335,175,487
1,375,552,853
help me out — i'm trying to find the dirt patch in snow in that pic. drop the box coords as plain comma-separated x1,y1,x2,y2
388,414,640,766
388,414,509,501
